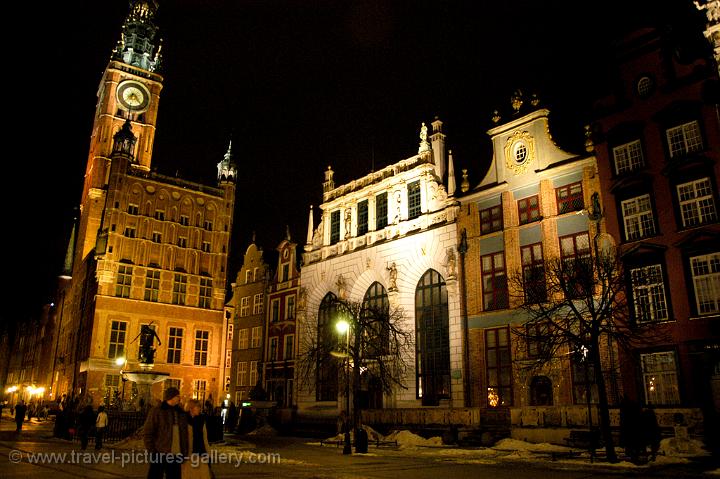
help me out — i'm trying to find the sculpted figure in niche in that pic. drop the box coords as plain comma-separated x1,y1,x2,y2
387,262,398,291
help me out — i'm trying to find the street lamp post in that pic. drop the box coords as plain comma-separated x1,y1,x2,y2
115,356,127,409
336,319,351,455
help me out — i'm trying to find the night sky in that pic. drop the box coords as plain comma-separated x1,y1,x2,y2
10,1,705,321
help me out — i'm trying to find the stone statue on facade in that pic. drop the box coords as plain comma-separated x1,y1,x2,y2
387,262,398,292
137,324,161,365
445,248,457,279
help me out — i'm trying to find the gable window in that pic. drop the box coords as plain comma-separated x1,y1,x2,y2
480,204,503,234
199,278,212,309
621,194,656,241
167,327,183,364
482,252,508,310
407,180,422,219
282,264,289,282
486,327,512,407
375,192,388,230
667,121,703,158
641,351,680,405
144,270,161,302
556,182,584,214
677,178,717,228
357,200,369,236
613,140,644,175
194,330,209,366
521,243,546,303
330,210,341,244
116,265,132,298
630,264,669,323
690,252,720,315
172,274,187,305
518,195,540,225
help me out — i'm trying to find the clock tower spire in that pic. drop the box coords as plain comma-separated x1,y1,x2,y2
76,0,164,262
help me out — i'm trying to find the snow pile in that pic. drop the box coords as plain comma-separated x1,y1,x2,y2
384,430,443,448
493,438,571,453
246,424,278,436
658,437,709,457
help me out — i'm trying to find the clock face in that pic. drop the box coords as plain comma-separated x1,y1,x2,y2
117,80,150,112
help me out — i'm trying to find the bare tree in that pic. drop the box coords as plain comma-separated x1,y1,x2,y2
509,247,648,463
296,296,414,435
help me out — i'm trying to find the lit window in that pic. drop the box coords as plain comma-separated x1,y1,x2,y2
144,270,160,302
172,274,187,305
167,327,183,364
666,121,703,158
641,351,680,405
677,178,717,228
116,265,133,298
108,321,127,359
556,182,584,214
621,194,656,241
518,195,540,225
690,253,720,315
238,328,248,349
407,181,422,219
199,278,212,308
237,361,247,386
480,204,503,234
194,330,209,366
330,210,341,244
357,200,369,236
375,192,388,230
482,252,508,310
240,296,250,317
253,294,263,315
485,327,512,407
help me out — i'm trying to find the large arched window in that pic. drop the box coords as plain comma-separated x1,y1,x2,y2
362,282,389,358
415,269,450,406
317,292,339,401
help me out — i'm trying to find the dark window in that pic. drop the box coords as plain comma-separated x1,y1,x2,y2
521,243,546,303
482,252,508,310
560,232,592,299
415,270,450,406
362,282,389,358
357,200,369,236
556,182,584,214
408,181,421,219
317,293,339,401
486,327,512,407
330,210,341,244
518,195,540,225
376,192,388,230
571,348,597,405
480,205,503,234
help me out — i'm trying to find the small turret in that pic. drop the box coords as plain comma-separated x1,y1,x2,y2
323,166,335,193
430,117,446,180
112,0,162,72
217,140,237,184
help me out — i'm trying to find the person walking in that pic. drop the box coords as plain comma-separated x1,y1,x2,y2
14,400,27,433
143,387,188,479
78,405,95,450
183,399,212,479
95,405,108,450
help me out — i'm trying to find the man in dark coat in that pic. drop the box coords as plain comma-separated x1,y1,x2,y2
143,387,188,479
14,401,27,433
78,405,96,450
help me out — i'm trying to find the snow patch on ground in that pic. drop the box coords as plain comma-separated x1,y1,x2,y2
659,437,710,457
246,424,278,436
384,430,443,448
493,438,572,453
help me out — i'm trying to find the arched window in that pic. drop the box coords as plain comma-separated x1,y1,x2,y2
362,282,389,358
415,269,450,406
529,376,553,406
317,292,339,401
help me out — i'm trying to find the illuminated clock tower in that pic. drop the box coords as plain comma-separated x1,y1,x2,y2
77,0,163,261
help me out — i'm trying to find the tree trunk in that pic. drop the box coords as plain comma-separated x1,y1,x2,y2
591,336,618,462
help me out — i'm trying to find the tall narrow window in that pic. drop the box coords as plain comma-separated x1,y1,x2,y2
240,296,250,316
317,293,339,401
116,265,133,298
330,210,341,244
641,351,680,405
357,200,369,235
482,252,508,310
375,192,388,230
282,264,289,282
249,361,258,387
415,270,450,406
480,205,503,234
284,334,294,360
621,194,656,241
690,252,720,315
677,178,717,228
485,327,512,407
167,327,183,364
194,330,209,366
571,350,597,405
630,264,669,322
363,282,389,358
518,195,540,225
172,274,187,305
271,299,280,322
407,180,421,219
285,296,295,320
193,379,207,403
253,294,263,314
613,140,644,174
108,321,127,359
560,232,592,299
145,270,161,302
238,328,248,349
556,182,584,214
251,326,261,348
269,337,278,361
237,361,247,386
666,121,703,158
521,243,546,303
199,278,212,308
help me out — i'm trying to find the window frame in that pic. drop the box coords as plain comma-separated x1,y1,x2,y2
357,199,369,236
666,120,703,159
556,181,584,215
194,330,209,366
689,252,720,316
518,195,541,225
629,263,670,323
640,350,681,405
612,139,644,175
676,177,718,228
375,192,388,230
482,252,509,311
485,327,512,407
479,204,503,235
621,194,657,241
407,180,422,219
166,327,183,364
